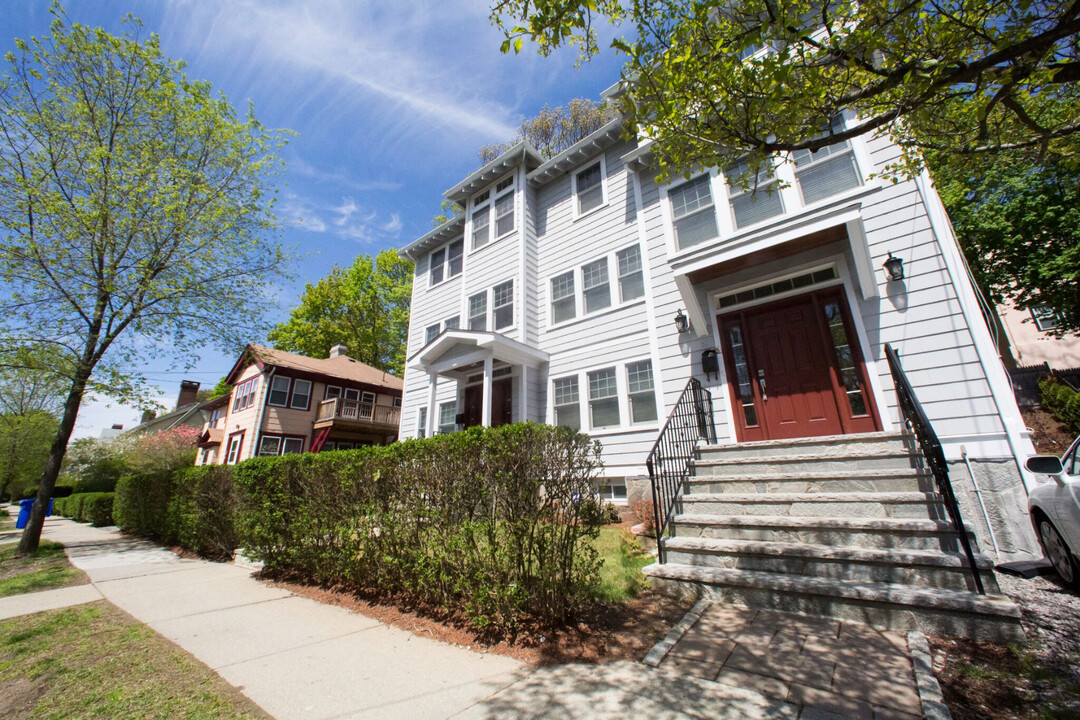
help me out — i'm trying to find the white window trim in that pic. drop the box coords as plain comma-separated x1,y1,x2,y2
438,401,458,434
267,375,291,408
548,357,660,433
571,155,608,221
491,278,515,332
428,237,464,288
467,174,517,254
544,242,646,329
467,290,489,331
289,378,312,410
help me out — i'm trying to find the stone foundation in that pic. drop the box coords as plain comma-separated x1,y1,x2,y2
947,458,1040,562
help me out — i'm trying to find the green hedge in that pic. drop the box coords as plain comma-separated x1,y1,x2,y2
1040,377,1080,434
53,492,115,526
234,423,604,630
114,466,237,560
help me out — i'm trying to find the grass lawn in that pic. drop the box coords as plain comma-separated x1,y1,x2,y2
0,541,87,598
590,526,653,602
0,602,268,719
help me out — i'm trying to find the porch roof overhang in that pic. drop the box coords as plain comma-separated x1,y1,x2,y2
668,198,882,335
197,428,224,447
408,330,549,375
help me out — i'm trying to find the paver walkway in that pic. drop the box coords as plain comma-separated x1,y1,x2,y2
6,516,934,719
660,603,924,720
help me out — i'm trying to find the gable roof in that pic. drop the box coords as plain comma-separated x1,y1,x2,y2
226,344,404,392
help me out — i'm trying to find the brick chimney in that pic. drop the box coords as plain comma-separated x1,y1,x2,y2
176,380,200,409
329,343,348,359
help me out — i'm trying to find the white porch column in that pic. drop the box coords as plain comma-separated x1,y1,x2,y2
482,356,493,427
518,365,528,423
426,372,438,436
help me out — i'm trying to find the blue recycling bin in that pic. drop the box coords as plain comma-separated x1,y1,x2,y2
15,498,34,529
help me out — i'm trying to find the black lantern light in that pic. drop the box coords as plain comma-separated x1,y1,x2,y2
883,252,905,281
674,309,690,333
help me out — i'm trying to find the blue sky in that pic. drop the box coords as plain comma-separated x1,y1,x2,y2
0,1,624,437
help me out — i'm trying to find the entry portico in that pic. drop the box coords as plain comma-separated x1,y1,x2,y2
409,329,548,435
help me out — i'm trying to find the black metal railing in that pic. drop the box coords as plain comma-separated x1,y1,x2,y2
646,378,717,563
885,343,985,594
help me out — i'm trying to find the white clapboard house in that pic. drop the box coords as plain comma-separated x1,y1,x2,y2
397,89,1039,639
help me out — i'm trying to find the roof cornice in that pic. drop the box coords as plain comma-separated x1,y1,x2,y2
443,141,544,204
527,118,629,187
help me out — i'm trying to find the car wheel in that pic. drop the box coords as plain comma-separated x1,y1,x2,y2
1037,517,1080,590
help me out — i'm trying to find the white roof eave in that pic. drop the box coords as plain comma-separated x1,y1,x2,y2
443,142,544,204
526,119,628,186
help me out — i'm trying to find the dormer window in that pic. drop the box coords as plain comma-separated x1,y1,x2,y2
471,176,515,250
429,238,463,286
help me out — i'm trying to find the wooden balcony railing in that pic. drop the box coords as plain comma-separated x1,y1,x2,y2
316,398,401,427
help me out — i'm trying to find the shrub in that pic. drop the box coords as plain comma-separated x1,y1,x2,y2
234,423,604,631
1040,377,1080,434
114,471,175,539
52,492,114,525
84,493,115,527
167,466,238,560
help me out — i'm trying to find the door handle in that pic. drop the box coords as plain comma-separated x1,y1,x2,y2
757,369,767,401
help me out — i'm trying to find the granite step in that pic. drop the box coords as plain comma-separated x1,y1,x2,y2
697,432,911,460
672,513,978,552
684,469,933,495
661,536,999,592
680,491,944,519
642,562,1023,642
692,450,919,475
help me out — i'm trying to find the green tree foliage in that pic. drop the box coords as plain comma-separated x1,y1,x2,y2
0,358,63,501
62,437,129,494
478,98,618,163
929,153,1080,335
492,0,1080,181
268,250,413,377
206,377,232,400
0,11,289,552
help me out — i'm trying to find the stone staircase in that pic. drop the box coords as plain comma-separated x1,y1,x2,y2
642,432,1024,642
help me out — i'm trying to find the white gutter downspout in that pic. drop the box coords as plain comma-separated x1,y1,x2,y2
913,170,1037,493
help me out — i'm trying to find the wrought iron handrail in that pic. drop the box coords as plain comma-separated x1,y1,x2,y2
646,378,717,563
885,343,985,594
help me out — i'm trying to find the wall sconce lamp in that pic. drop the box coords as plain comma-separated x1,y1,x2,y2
674,309,690,333
883,252,905,281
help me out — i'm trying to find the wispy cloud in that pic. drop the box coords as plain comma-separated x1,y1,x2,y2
279,191,395,243
166,0,521,140
289,155,403,192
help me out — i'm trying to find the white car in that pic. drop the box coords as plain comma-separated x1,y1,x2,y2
1027,435,1080,588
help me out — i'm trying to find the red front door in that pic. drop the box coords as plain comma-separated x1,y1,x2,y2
720,289,880,441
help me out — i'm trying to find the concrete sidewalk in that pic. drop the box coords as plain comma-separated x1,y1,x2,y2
32,517,804,719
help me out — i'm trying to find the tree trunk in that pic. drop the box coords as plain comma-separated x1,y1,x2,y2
17,371,90,554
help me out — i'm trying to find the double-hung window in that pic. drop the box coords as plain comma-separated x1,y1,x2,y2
588,368,620,428
550,271,576,323
616,245,644,302
268,377,291,407
290,379,312,409
232,378,258,412
669,175,718,249
626,360,658,424
258,435,282,457
438,402,457,434
472,191,491,250
417,407,428,438
582,259,611,314
425,324,440,344
792,116,861,204
468,292,487,330
553,376,580,430
726,156,784,229
494,176,515,237
493,280,514,330
575,163,604,215
1030,305,1062,332
428,239,463,286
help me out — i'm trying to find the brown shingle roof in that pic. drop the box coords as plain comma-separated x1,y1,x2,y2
246,344,403,391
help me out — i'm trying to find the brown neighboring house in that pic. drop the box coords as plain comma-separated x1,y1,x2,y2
196,343,403,466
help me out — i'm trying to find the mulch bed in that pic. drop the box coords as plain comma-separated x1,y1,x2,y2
262,571,692,666
1022,407,1075,453
930,573,1080,719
